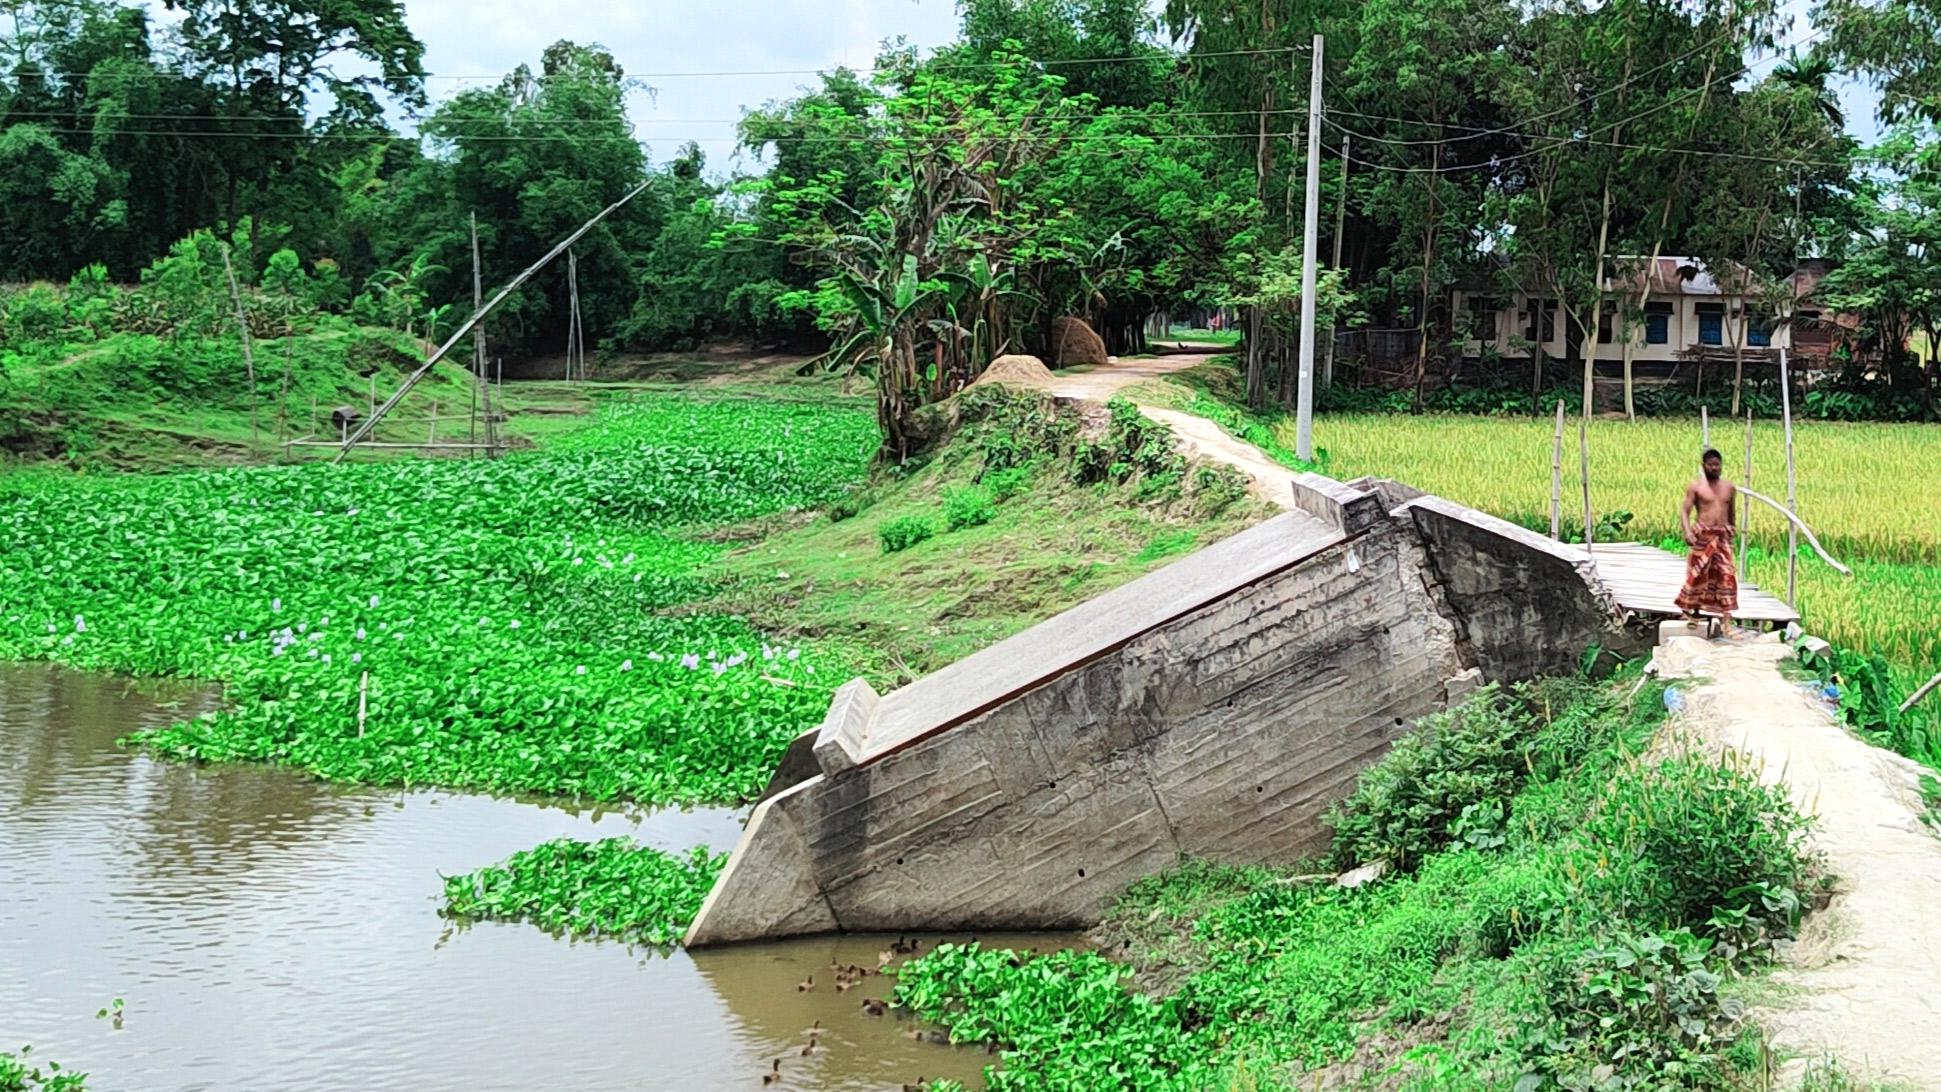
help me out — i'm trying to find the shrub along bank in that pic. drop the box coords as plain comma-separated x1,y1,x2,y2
892,674,1821,1091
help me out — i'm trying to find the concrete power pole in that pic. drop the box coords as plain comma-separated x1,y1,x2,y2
1296,33,1325,462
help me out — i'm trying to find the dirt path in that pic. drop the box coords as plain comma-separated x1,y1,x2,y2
1654,632,1941,1087
1015,353,1300,510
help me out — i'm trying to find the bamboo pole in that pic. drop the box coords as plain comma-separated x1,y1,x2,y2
219,244,259,448
1701,405,1710,448
357,671,369,739
470,212,484,452
336,179,650,460
287,440,501,450
1739,411,1753,578
1579,413,1594,553
428,401,437,446
1781,346,1798,605
278,333,293,448
1738,487,1850,575
1901,671,1941,715
1550,400,1564,539
565,248,578,382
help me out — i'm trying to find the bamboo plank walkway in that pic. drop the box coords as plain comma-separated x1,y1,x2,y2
1578,542,1799,625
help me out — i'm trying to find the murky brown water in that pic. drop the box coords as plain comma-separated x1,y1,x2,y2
0,664,1068,1091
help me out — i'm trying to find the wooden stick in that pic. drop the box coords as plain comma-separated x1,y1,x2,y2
220,244,259,448
1780,346,1799,604
357,671,369,739
1550,400,1564,539
278,333,293,448
1701,404,1710,448
335,179,650,460
288,440,502,450
1739,411,1753,578
470,212,485,452
428,401,437,446
1738,487,1851,575
566,248,579,382
1900,671,1941,715
1579,412,1594,554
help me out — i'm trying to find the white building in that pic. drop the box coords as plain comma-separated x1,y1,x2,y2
1450,256,1814,366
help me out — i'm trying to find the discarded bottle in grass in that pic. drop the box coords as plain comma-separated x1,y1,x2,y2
1822,683,1841,701
1663,687,1686,713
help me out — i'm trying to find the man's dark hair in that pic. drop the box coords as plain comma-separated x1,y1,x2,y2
1702,447,1722,463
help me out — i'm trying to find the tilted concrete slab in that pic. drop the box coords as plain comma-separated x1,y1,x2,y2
687,478,1630,946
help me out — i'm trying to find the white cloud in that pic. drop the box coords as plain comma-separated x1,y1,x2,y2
402,0,962,169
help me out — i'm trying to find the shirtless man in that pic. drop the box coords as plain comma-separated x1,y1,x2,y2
1676,448,1739,633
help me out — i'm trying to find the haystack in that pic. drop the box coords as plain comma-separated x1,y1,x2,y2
1050,316,1108,366
971,354,1056,387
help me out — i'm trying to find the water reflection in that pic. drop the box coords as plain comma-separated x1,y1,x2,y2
0,664,1044,1090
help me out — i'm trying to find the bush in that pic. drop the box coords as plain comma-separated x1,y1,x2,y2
943,485,996,530
983,465,1031,502
1577,755,1814,931
1328,685,1535,871
879,514,936,553
1524,929,1737,1088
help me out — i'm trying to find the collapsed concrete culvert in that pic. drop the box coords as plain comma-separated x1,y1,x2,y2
685,474,1638,946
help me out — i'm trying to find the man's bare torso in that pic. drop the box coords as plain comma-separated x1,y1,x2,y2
1687,476,1734,528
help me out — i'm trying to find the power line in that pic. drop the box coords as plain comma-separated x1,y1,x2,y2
1319,19,1757,147
7,122,1310,145
0,103,1312,130
1319,23,1840,174
0,43,1312,86
1327,22,1830,153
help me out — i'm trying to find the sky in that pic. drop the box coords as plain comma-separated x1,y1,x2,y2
142,0,1888,168
397,0,966,169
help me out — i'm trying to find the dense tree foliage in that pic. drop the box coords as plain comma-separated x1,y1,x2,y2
1,0,1937,429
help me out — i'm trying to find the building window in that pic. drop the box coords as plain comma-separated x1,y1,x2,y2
1747,315,1772,347
1597,302,1617,343
1696,304,1724,346
1527,299,1557,343
1469,297,1500,342
1645,303,1672,345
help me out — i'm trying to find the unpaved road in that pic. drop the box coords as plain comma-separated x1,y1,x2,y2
1656,632,1941,1087
1022,353,1301,510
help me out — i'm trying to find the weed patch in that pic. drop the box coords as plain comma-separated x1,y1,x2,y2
0,394,876,807
440,839,724,947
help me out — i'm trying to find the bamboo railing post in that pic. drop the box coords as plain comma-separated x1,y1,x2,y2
1550,400,1564,539
1740,411,1753,578
1781,347,1798,605
1579,414,1594,554
220,244,259,449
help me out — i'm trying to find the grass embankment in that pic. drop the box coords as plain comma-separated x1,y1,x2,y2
702,388,1269,682
0,313,505,469
893,674,1822,1091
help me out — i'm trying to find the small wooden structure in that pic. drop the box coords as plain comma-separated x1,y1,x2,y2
1576,542,1799,626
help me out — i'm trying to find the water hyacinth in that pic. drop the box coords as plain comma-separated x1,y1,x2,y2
0,393,871,808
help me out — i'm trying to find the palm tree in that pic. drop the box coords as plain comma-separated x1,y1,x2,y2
1772,50,1844,129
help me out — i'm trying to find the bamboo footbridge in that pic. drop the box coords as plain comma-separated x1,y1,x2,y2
1572,541,1798,626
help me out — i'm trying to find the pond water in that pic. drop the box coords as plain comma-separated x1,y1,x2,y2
0,664,1061,1091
